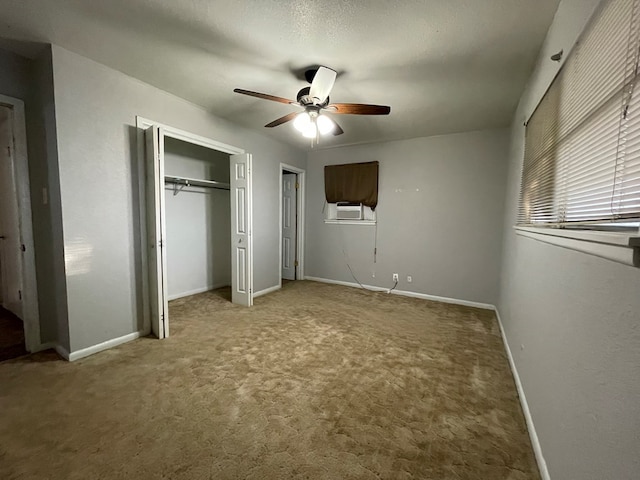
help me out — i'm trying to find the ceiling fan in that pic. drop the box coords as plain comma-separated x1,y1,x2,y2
233,66,391,139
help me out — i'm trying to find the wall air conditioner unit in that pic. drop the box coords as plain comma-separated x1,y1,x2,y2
336,202,363,220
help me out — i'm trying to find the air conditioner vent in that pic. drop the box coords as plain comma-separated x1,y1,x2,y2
336,202,363,220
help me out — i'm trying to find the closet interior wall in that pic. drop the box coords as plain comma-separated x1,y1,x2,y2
163,137,231,300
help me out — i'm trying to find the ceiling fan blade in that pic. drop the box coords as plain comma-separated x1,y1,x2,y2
327,103,391,115
332,120,344,136
309,66,337,104
265,112,299,128
233,88,298,105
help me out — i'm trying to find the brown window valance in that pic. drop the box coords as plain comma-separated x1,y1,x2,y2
324,161,379,210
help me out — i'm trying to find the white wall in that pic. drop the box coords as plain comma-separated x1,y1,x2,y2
499,1,640,479
306,129,509,305
164,137,230,299
50,45,305,353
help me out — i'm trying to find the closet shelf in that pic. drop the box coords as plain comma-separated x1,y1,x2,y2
164,175,230,192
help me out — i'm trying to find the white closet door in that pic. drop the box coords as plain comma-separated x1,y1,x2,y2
230,153,253,306
145,125,169,338
281,173,296,281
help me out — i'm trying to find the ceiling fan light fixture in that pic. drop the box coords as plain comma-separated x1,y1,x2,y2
302,122,317,138
293,112,311,132
317,114,335,135
233,65,390,141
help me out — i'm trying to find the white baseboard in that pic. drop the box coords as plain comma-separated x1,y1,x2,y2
253,284,281,298
167,283,228,301
65,331,144,362
494,308,550,480
303,276,495,310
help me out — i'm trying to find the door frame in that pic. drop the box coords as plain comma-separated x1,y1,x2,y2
279,163,305,287
0,95,40,352
136,116,249,335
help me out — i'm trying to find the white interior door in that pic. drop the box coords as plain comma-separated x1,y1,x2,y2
230,153,253,306
145,125,169,338
282,173,297,281
0,106,23,319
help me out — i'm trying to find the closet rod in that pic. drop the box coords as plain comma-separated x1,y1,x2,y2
164,175,230,195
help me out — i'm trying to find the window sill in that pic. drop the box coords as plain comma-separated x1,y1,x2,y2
324,220,377,226
514,226,640,267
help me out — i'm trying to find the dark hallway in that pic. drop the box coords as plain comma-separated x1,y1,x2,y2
0,307,26,362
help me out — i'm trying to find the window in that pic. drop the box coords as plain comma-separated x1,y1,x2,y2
324,161,378,224
518,0,640,230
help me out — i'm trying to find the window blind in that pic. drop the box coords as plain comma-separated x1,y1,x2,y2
324,161,379,210
518,0,640,226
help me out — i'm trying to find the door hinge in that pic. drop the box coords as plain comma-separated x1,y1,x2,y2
6,146,10,156
295,182,299,190
21,244,26,252
18,290,22,300
294,260,299,267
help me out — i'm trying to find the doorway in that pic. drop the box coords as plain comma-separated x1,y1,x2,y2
279,163,305,286
163,137,231,302
0,95,40,355
137,117,252,339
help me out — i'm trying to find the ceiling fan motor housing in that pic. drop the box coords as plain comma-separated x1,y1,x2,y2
297,87,330,107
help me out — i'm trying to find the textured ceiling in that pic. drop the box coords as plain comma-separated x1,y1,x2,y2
0,0,560,149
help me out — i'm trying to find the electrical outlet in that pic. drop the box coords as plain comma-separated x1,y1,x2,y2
407,275,412,283
392,273,399,282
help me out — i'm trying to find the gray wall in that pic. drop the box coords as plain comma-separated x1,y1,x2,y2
306,129,510,305
499,0,640,479
0,48,31,100
164,138,230,299
49,45,305,352
0,46,68,348
30,47,69,349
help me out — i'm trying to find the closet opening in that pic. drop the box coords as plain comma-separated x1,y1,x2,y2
164,138,231,303
139,116,252,340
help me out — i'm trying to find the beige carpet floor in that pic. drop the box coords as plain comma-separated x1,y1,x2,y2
0,281,539,479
